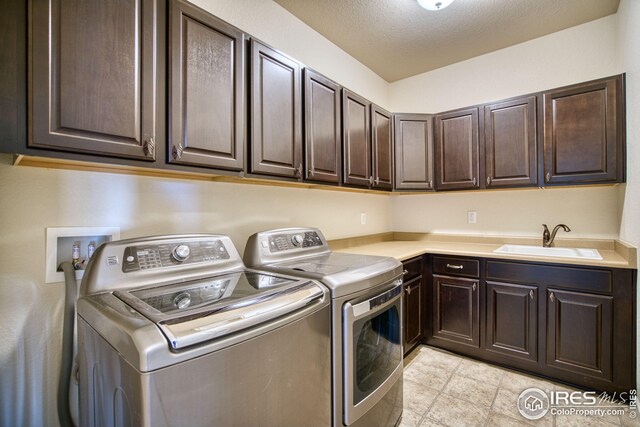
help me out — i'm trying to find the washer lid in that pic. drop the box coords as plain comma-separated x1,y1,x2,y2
114,271,326,349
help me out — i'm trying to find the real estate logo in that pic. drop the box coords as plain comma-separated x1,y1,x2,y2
517,388,550,420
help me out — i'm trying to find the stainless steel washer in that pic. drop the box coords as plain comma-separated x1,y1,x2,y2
244,228,404,427
77,234,331,427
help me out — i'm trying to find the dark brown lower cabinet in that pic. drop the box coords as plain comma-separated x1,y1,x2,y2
432,275,480,348
485,281,537,362
403,276,423,355
546,289,613,382
425,257,635,393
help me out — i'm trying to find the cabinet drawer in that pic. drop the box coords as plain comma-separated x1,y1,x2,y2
486,261,612,294
433,256,479,278
402,256,423,282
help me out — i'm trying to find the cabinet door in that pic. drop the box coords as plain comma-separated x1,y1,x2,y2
250,40,302,178
485,281,537,362
303,69,341,183
0,0,25,154
484,96,537,188
394,114,433,190
371,104,393,190
30,0,160,160
546,289,613,381
435,108,480,190
432,275,480,348
168,0,244,170
403,276,423,355
342,89,371,187
543,76,623,184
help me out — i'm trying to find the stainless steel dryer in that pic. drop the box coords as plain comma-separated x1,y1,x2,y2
244,228,404,427
77,234,332,427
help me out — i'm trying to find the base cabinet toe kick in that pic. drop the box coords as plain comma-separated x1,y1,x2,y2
418,254,636,394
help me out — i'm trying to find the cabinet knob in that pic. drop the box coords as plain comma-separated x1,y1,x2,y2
472,177,477,186
143,137,155,157
429,180,433,189
369,176,374,185
294,163,302,177
545,172,551,182
529,290,534,300
172,144,183,160
406,286,412,295
472,283,477,291
487,176,492,185
309,168,315,177
549,292,555,302
375,176,380,185
403,269,409,275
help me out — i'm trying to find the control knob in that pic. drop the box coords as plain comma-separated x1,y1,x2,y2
172,244,190,262
291,234,304,247
173,292,191,309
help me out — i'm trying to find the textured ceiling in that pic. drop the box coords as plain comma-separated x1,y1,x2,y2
273,0,620,82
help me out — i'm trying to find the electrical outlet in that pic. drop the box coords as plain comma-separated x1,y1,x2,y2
360,213,367,225
467,211,477,224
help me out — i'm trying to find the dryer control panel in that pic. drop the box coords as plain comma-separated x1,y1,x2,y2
268,231,323,253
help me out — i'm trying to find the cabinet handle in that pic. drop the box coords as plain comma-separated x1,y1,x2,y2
487,176,491,185
375,176,380,185
309,168,315,177
406,286,412,295
549,292,555,303
545,172,551,182
472,177,477,186
529,290,534,300
294,163,302,177
172,144,183,160
446,264,464,270
369,176,374,185
472,283,477,291
143,137,155,157
403,269,409,275
428,180,433,188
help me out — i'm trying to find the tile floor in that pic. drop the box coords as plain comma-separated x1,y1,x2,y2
400,345,639,427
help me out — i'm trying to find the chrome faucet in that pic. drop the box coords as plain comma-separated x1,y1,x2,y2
542,224,571,247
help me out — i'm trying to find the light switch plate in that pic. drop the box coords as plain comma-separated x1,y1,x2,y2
46,226,120,283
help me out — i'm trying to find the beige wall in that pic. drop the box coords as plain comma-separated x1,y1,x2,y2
616,0,640,387
191,0,390,109
391,186,622,239
389,15,622,238
389,14,619,113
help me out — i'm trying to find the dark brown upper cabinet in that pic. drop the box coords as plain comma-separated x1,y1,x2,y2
542,75,624,185
435,107,480,191
29,0,161,161
484,96,537,188
371,105,393,190
0,0,25,154
342,89,371,187
168,0,244,171
394,114,434,191
250,39,302,179
303,69,341,184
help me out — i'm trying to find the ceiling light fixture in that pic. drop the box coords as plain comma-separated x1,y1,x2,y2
417,0,455,11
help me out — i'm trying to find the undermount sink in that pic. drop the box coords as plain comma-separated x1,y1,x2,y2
493,244,603,260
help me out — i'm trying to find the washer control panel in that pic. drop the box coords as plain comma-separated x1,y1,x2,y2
122,240,230,272
268,231,323,253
